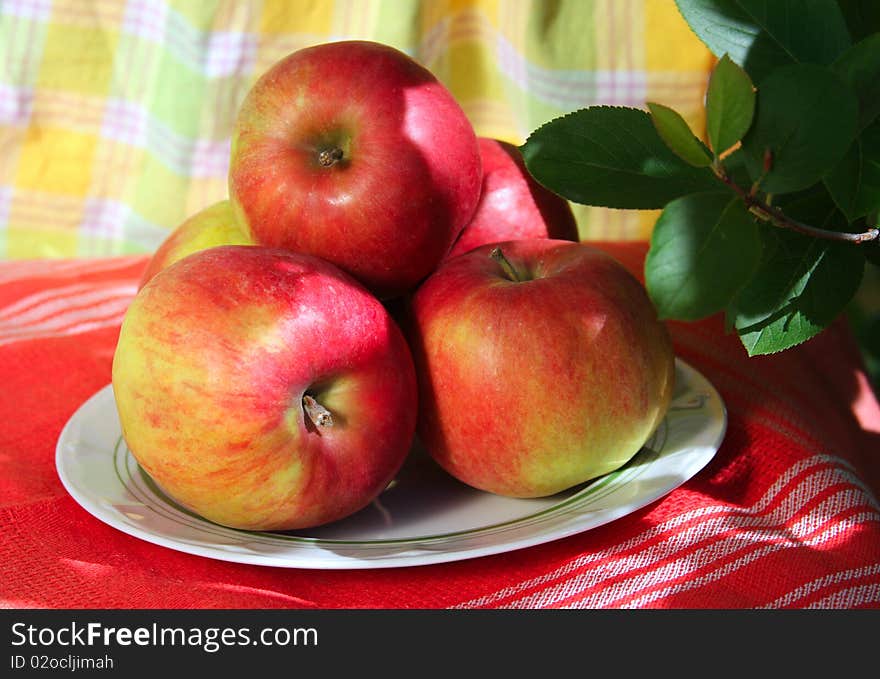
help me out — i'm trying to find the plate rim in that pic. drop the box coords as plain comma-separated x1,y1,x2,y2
55,357,727,569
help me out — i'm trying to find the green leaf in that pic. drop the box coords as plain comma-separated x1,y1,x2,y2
866,243,880,268
741,64,858,194
645,192,761,320
825,118,880,221
519,106,721,210
837,0,880,42
832,33,880,131
674,0,851,82
731,229,864,355
719,147,753,186
647,102,713,167
728,190,864,355
706,54,756,154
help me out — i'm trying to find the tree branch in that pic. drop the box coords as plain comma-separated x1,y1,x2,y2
714,168,880,244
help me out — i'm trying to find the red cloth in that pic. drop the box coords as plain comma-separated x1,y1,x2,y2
2,243,879,609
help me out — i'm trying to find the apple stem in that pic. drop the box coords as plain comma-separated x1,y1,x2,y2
303,394,334,428
489,247,523,282
318,147,344,167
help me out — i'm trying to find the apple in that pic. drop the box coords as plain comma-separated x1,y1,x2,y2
445,138,579,261
228,40,483,299
138,200,251,290
112,245,418,530
405,239,675,498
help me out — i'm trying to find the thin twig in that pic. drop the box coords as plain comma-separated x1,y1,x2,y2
714,168,879,244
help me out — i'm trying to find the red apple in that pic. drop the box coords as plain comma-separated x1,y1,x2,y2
406,239,675,498
228,40,483,299
112,245,418,530
445,138,579,261
138,200,251,290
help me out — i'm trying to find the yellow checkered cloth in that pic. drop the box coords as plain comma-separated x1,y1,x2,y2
0,0,713,258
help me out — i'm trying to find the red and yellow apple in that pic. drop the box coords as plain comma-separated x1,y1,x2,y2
138,200,251,290
112,245,418,530
228,40,483,299
445,137,579,261
405,239,675,498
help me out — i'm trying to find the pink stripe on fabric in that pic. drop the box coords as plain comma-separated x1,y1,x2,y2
46,0,125,28
0,282,115,321
190,139,232,177
495,50,700,92
99,8,161,209
417,16,448,66
624,0,634,75
452,455,874,608
596,70,646,107
759,563,880,608
120,0,259,76
0,186,11,227
514,491,879,609
0,256,143,285
203,31,258,77
607,0,616,102
615,508,880,609
0,311,130,346
79,198,169,249
4,0,41,87
99,98,231,177
196,5,260,210
413,8,676,110
2,0,51,22
0,291,134,339
495,39,649,107
22,93,106,137
6,191,83,217
808,583,880,608
0,283,136,345
0,85,34,125
98,0,146,206
102,98,148,146
122,0,168,44
510,473,878,608
444,9,495,46
81,199,128,243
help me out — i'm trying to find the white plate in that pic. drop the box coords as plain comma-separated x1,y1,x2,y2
56,358,726,569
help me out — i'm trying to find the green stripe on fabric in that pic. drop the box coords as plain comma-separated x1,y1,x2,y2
0,9,50,87
167,0,224,29
147,46,208,140
372,0,422,53
127,155,191,231
523,0,597,71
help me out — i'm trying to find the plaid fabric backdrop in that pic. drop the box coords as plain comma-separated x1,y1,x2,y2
0,0,714,259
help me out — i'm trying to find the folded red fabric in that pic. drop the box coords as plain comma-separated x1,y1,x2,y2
1,244,878,609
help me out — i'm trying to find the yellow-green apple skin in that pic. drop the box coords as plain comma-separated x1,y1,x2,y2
445,138,579,261
112,245,418,530
138,200,251,290
228,40,483,300
405,239,675,498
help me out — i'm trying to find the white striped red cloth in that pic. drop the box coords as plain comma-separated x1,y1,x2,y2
1,244,879,609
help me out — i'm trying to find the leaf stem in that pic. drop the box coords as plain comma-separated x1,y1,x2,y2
489,247,525,282
713,168,879,244
303,394,333,428
317,147,344,167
